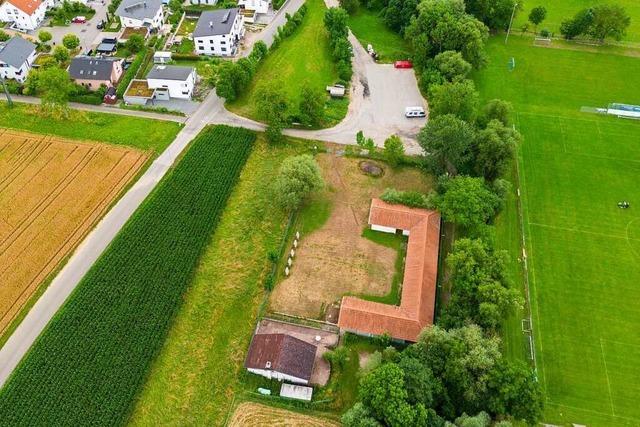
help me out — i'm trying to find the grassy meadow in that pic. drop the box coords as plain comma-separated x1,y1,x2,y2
227,0,347,127
474,36,640,426
348,7,412,62
514,0,640,43
0,103,181,152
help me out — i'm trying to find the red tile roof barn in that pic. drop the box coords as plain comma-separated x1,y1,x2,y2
244,333,317,382
338,199,441,342
6,0,42,14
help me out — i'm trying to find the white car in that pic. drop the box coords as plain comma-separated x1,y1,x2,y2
405,107,426,118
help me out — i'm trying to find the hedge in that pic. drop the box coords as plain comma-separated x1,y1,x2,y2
116,49,146,98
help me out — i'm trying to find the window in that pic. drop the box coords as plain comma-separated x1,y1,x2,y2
198,46,204,50
221,47,226,52
197,39,203,44
182,91,188,95
209,40,214,44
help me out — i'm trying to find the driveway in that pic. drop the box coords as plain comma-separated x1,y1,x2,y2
38,0,109,52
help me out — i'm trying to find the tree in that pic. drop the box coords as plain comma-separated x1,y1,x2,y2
473,120,520,181
342,402,382,427
434,176,502,230
52,45,70,63
339,0,359,14
453,411,491,427
589,4,631,42
412,325,502,417
432,50,472,82
256,83,289,143
528,6,547,29
36,67,73,109
478,99,513,127
125,34,145,53
273,154,324,211
356,130,376,152
397,354,438,408
249,40,268,61
0,30,9,42
62,33,80,50
406,0,488,69
298,83,325,126
486,361,544,424
465,0,518,31
440,238,522,331
382,0,419,34
428,80,479,122
383,135,405,167
418,114,476,176
324,7,349,39
359,363,427,427
168,0,183,14
38,31,52,44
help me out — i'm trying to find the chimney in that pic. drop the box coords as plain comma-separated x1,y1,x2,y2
265,361,271,369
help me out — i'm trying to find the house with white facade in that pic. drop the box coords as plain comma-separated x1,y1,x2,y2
244,333,317,385
193,8,244,57
115,0,164,30
238,0,269,14
0,0,46,31
0,36,36,83
146,64,196,99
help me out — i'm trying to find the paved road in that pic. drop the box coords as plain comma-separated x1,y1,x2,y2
0,91,215,388
38,0,109,52
239,0,305,56
2,94,187,122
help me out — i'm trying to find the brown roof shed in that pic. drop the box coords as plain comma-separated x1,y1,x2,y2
245,333,317,382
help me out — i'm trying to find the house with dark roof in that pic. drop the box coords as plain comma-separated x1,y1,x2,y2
0,36,36,83
146,64,196,99
338,199,441,342
245,333,317,385
115,0,164,29
0,0,46,31
68,56,124,90
193,8,244,57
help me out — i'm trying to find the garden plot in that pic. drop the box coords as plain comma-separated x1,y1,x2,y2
0,129,148,334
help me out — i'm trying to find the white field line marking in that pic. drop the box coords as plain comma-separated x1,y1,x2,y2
558,116,567,153
546,401,640,424
600,338,616,416
528,221,640,242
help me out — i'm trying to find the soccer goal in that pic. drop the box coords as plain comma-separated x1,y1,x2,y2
534,36,552,46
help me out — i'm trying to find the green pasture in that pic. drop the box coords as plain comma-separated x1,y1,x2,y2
348,7,412,62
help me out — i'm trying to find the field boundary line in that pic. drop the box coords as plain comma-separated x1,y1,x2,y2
528,221,640,242
514,112,543,384
545,401,639,424
599,338,616,416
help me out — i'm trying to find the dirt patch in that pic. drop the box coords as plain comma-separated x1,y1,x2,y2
0,128,148,334
269,153,430,319
359,160,384,177
228,402,339,427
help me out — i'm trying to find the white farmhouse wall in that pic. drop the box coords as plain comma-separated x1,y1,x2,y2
0,1,46,31
371,224,397,234
247,368,308,385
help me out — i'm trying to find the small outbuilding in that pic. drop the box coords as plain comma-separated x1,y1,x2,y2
280,383,313,401
153,51,172,64
245,333,317,385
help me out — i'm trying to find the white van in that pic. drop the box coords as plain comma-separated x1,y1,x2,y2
405,107,426,118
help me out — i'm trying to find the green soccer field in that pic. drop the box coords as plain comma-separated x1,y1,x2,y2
514,0,640,43
474,36,640,426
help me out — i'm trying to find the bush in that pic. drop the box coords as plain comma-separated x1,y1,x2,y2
381,188,433,209
116,50,145,98
69,94,103,105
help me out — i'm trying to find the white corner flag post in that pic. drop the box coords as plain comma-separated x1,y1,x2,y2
505,2,519,44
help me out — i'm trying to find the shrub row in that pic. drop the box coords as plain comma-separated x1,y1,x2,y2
217,6,307,102
324,7,353,81
116,49,146,98
0,126,256,426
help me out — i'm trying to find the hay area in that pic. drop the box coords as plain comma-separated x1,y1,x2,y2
269,153,430,319
0,129,148,333
228,402,339,427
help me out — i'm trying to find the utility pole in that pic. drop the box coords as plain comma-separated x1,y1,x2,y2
0,74,13,108
505,2,518,44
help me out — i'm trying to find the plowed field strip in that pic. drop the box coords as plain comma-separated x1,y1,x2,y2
228,402,339,427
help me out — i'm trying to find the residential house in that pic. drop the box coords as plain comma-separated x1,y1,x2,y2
0,0,46,31
189,0,216,5
115,0,164,30
193,8,244,57
68,56,124,90
244,333,317,385
146,64,196,99
0,36,36,83
337,199,441,342
238,0,269,14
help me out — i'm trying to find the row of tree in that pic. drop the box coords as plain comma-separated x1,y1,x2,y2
324,7,354,82
560,4,631,42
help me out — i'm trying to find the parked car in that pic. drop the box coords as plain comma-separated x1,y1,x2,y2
394,60,413,69
72,16,87,23
405,106,426,118
103,86,117,104
97,20,104,29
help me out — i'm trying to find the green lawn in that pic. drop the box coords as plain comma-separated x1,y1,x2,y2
227,0,346,127
474,36,640,426
128,135,318,426
348,7,412,62
514,0,640,43
0,103,181,152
